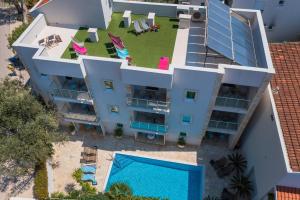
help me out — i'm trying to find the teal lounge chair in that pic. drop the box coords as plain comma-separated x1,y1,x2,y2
82,174,97,185
81,165,96,174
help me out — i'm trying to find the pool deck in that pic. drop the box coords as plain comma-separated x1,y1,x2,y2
51,130,232,198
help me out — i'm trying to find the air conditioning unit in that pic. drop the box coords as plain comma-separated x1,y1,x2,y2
189,7,205,22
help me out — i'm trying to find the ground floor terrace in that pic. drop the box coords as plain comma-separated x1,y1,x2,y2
50,128,233,198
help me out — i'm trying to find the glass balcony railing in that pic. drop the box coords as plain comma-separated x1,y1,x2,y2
208,120,239,131
215,96,249,109
61,111,98,122
50,82,92,103
130,121,168,133
127,97,170,112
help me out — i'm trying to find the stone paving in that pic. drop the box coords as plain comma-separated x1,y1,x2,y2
51,130,233,198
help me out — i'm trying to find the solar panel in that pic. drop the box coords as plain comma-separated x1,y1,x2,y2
206,0,233,60
206,0,257,67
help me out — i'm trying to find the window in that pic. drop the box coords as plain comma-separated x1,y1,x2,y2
104,80,113,90
182,115,192,124
41,73,47,77
278,0,285,6
110,105,119,113
185,90,197,101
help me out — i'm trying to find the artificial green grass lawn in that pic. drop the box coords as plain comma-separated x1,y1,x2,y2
61,13,178,68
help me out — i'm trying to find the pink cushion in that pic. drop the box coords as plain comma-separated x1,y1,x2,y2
158,57,169,70
72,42,87,55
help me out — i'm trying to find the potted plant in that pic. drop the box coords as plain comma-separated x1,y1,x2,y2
114,126,123,139
177,136,186,148
230,175,253,200
228,152,247,175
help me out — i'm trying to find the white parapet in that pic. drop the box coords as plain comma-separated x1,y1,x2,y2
179,14,191,29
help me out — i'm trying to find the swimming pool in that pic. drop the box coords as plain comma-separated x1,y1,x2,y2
105,153,205,200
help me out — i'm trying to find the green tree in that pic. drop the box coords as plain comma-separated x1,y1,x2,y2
7,22,29,49
0,79,65,178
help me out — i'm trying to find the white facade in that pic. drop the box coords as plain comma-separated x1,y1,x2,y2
13,0,274,148
240,86,300,200
231,0,300,42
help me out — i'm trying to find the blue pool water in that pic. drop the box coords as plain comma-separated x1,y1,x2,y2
105,154,205,200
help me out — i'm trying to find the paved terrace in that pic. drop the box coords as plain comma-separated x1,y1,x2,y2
61,13,178,69
50,131,233,198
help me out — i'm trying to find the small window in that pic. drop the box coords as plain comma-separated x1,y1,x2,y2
41,73,47,77
104,80,113,90
278,0,285,6
182,115,192,124
185,90,197,100
110,105,119,113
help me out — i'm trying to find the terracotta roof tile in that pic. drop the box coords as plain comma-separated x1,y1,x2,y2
277,186,300,200
270,42,300,172
36,0,49,8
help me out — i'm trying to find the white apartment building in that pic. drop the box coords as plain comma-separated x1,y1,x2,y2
230,0,300,42
13,0,274,148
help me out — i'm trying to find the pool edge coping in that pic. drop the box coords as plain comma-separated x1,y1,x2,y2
102,151,206,194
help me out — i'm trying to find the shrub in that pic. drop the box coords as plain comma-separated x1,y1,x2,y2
114,127,123,137
25,0,39,9
72,168,83,183
177,136,186,146
7,23,29,49
107,182,133,199
34,161,48,200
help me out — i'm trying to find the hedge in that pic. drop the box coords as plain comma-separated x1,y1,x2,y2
34,161,48,200
7,23,29,49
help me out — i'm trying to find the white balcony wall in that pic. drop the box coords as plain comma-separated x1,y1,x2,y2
31,0,112,29
168,67,223,145
241,87,289,200
222,66,270,87
121,66,173,89
32,57,83,78
113,0,178,17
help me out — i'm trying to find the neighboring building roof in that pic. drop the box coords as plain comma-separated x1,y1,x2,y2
36,0,49,8
277,186,300,200
270,42,300,171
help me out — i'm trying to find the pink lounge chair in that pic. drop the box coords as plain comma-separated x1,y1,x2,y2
158,57,169,70
108,33,125,49
72,42,87,55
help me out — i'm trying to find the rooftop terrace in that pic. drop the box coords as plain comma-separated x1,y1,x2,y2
61,13,178,68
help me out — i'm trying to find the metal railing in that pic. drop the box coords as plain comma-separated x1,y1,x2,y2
130,121,168,133
50,82,92,102
208,120,239,131
215,96,250,109
127,97,170,112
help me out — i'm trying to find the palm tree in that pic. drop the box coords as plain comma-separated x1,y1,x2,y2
107,182,133,199
230,175,253,199
228,152,247,175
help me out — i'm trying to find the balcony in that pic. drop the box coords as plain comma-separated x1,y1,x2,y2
127,85,170,113
215,96,249,109
215,84,256,112
207,110,242,134
208,120,239,131
60,103,98,125
50,78,92,104
130,111,167,133
127,97,170,113
130,121,168,134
